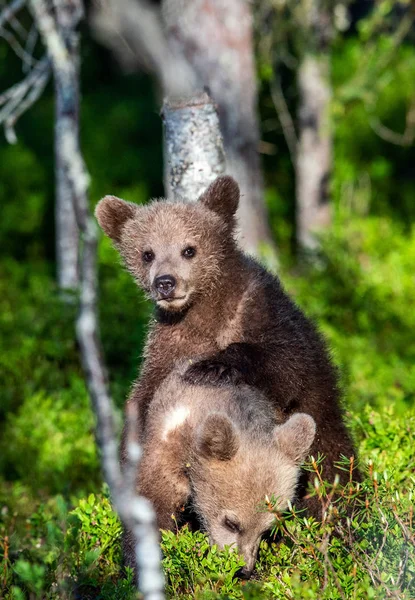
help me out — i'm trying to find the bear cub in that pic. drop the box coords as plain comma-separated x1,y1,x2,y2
95,175,358,503
132,362,316,577
95,174,358,569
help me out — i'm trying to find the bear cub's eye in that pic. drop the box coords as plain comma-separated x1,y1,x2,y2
182,246,196,259
142,250,155,263
223,516,242,534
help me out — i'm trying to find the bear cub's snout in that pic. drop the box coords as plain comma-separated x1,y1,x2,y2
154,274,176,298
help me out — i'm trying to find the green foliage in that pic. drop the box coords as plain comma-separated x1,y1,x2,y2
2,402,414,599
162,526,245,599
0,144,47,259
256,0,415,233
255,451,415,599
2,384,98,493
285,216,415,412
0,260,79,419
65,491,123,583
356,405,415,484
1,205,414,600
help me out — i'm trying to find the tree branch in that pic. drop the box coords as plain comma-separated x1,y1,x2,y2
0,54,50,143
0,24,37,67
270,76,297,164
0,0,26,29
368,97,415,147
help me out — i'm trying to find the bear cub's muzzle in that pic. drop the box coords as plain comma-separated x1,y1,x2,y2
154,274,176,299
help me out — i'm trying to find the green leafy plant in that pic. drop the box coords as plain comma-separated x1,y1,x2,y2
65,491,123,581
162,525,245,599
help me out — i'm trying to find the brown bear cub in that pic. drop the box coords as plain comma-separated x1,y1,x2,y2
95,175,358,560
128,363,316,577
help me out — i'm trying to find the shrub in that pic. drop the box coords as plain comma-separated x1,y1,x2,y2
1,382,99,494
285,216,415,413
162,525,245,599
65,491,123,583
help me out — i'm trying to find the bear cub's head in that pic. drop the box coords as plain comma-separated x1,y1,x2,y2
191,412,316,578
95,176,239,313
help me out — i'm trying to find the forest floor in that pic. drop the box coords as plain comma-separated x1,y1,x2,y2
1,214,414,599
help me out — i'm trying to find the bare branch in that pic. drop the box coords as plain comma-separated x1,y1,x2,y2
270,76,297,164
28,0,74,80
8,12,27,40
0,55,50,143
23,24,39,73
0,25,38,67
296,53,332,251
368,98,415,147
0,0,25,29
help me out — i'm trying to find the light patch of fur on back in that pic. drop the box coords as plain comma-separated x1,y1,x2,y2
216,281,255,349
162,405,190,441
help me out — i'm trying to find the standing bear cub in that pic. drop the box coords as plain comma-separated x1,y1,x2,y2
132,363,316,578
95,175,357,516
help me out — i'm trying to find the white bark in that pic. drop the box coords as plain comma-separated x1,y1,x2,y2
296,53,332,251
29,1,165,596
163,92,225,200
54,1,80,290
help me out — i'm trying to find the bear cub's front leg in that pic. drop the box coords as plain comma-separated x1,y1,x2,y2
138,440,191,531
184,342,259,387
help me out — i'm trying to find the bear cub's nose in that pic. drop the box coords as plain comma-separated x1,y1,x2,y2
155,275,176,298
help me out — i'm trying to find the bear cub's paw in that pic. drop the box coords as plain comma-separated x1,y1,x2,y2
183,358,244,387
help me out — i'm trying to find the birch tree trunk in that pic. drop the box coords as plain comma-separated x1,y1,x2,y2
29,2,165,596
54,1,80,290
295,0,333,252
163,92,226,200
163,0,273,254
296,53,332,251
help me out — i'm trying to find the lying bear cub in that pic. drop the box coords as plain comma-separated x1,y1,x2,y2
95,175,358,572
125,363,316,578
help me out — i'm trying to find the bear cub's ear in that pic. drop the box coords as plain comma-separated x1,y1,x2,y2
197,413,239,461
95,195,138,243
198,175,240,224
274,413,316,464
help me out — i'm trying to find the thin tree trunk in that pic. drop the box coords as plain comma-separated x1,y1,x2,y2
163,0,273,254
30,2,165,596
54,1,80,290
296,54,332,251
295,0,333,252
163,92,226,199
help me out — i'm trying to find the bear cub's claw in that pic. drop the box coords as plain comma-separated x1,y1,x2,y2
183,359,244,386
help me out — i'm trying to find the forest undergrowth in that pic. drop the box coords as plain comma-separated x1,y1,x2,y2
1,214,414,599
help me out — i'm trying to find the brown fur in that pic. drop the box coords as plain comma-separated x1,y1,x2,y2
95,175,359,566
129,365,315,576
